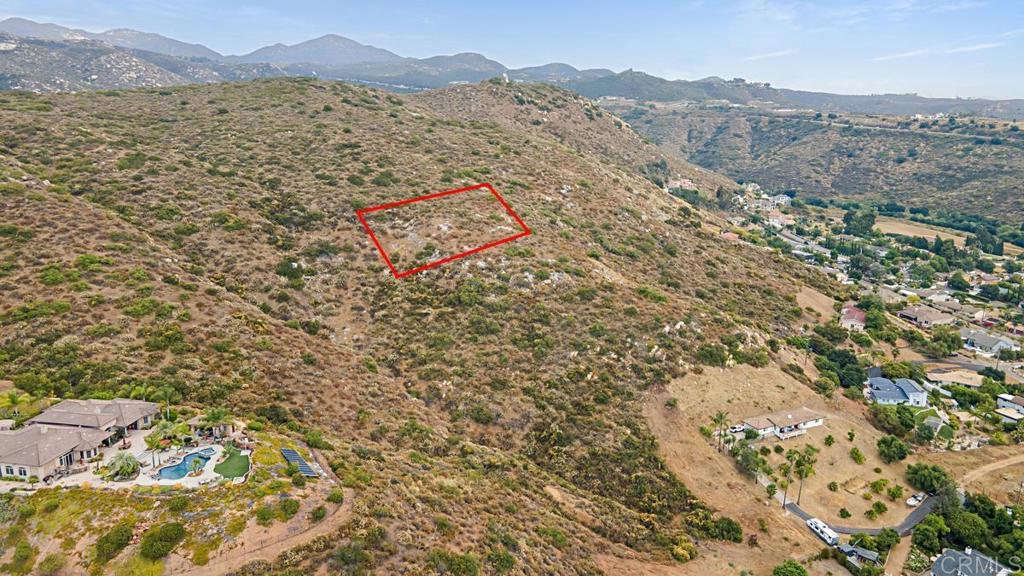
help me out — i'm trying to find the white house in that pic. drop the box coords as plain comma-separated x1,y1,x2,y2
996,394,1024,424
840,303,867,332
867,377,928,407
743,407,824,440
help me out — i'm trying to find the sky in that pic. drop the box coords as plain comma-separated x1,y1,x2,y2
2,0,1023,99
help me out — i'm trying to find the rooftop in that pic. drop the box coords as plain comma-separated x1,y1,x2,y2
898,305,954,323
994,408,1024,422
931,548,1011,576
29,398,158,430
926,369,984,388
0,425,111,467
868,377,925,403
744,407,821,430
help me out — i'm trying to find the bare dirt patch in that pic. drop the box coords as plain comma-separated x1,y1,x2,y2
920,446,1024,506
796,286,835,326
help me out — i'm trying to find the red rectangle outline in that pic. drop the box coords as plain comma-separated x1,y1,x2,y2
355,182,531,279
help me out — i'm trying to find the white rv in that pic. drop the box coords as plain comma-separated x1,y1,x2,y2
806,518,839,546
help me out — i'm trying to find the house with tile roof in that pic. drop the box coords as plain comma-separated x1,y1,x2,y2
0,425,110,480
0,398,159,481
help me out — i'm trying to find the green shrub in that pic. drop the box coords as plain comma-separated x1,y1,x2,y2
37,553,65,575
167,495,189,512
256,503,276,526
487,547,516,573
139,522,186,560
278,498,300,520
311,505,327,522
427,549,480,576
95,522,134,563
327,489,345,504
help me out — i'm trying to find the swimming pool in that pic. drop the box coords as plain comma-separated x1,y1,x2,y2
157,447,216,480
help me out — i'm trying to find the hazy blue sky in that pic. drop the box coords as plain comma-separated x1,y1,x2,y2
2,0,1022,98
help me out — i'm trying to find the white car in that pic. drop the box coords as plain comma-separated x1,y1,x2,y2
728,424,746,434
906,492,926,507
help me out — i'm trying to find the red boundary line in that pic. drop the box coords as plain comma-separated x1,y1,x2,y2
355,182,531,279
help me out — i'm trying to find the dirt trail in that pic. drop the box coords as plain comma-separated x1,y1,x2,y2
168,487,353,575
961,453,1024,485
885,535,912,575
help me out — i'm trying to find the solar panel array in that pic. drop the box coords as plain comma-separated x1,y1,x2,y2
280,448,318,477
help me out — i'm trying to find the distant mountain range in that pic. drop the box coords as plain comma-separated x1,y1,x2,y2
1,16,1021,119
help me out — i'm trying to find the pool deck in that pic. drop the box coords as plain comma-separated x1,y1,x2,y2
136,444,226,488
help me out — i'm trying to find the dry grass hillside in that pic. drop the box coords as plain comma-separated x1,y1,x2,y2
0,78,827,574
607,102,1024,221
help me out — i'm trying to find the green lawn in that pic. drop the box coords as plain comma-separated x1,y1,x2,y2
214,447,250,479
912,407,938,424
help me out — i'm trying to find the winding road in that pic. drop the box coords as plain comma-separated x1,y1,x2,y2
766,449,1024,540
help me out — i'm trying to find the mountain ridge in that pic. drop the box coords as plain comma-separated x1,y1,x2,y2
1,16,1022,119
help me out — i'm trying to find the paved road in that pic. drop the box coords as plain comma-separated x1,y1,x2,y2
782,497,933,536
913,355,1024,384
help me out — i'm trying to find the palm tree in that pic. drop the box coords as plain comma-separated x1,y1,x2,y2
129,384,156,401
5,390,26,417
151,386,180,420
711,410,729,453
189,457,203,476
201,408,232,440
106,452,140,481
778,462,793,508
145,420,176,466
794,445,819,505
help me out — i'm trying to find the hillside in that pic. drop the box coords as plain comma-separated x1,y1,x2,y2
570,70,1024,120
0,78,828,574
604,101,1024,221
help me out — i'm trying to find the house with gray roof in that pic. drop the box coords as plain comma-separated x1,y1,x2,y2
838,543,880,567
931,548,1011,576
0,398,158,482
867,377,928,407
0,425,109,481
28,398,157,432
897,305,955,329
959,328,1020,358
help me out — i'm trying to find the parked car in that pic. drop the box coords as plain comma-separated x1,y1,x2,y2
906,492,926,507
728,424,746,434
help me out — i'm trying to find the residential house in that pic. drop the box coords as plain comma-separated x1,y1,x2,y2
996,394,1024,422
867,377,928,407
995,408,1024,426
0,398,161,481
840,303,867,332
0,425,109,480
666,177,696,191
929,296,986,322
838,544,881,568
767,210,795,228
28,398,158,433
926,370,985,389
959,329,1020,357
897,305,955,329
931,548,1012,576
743,408,824,440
